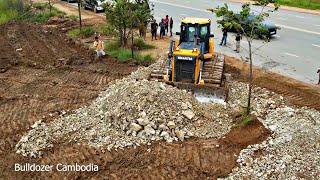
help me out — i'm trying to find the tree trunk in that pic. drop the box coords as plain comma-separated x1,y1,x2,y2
123,26,127,47
131,29,134,58
77,0,82,30
119,29,123,47
246,40,253,115
48,0,52,14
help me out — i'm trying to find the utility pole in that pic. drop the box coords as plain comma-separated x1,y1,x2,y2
78,0,82,30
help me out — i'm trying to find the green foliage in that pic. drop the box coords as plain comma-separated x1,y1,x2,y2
105,40,154,63
276,0,320,10
241,115,253,126
133,38,155,50
106,41,121,51
31,12,54,23
210,0,279,40
117,49,133,62
0,0,65,25
0,0,25,24
68,26,95,38
105,0,152,47
68,15,78,21
32,2,48,10
97,24,118,37
0,9,18,24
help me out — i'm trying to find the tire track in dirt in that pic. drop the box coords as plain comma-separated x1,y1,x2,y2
0,22,138,179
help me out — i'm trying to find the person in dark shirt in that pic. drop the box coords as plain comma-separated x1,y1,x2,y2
234,32,241,53
219,28,228,46
164,15,169,35
317,68,320,85
151,20,158,40
169,17,173,37
159,19,166,39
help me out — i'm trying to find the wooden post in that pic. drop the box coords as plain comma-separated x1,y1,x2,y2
78,0,82,30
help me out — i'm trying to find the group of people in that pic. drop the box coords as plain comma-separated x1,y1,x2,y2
150,15,173,40
219,28,242,53
219,28,320,85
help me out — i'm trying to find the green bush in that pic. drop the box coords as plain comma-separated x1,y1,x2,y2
0,0,24,25
0,1,65,25
117,49,133,63
105,40,121,51
68,26,95,38
97,25,117,37
133,38,155,50
32,12,55,23
105,40,154,64
0,9,18,24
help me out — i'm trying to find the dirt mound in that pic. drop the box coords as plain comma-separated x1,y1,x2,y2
0,22,138,179
0,22,94,72
15,78,234,157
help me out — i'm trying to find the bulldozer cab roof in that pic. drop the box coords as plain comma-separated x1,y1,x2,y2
181,17,211,25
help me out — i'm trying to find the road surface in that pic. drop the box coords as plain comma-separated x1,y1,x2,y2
150,0,320,84
67,0,320,84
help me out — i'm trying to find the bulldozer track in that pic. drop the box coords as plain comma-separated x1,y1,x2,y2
150,55,225,87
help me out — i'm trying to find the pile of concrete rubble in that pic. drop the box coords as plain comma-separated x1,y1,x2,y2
15,67,232,158
224,83,320,179
15,63,320,179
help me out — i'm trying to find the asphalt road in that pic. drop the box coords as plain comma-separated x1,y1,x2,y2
150,0,320,84
66,0,320,84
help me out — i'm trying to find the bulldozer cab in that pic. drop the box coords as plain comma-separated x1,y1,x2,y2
178,18,212,54
150,17,226,102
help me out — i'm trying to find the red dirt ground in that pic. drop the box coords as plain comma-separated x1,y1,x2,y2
0,22,270,179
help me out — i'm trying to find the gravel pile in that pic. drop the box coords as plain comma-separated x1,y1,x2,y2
15,61,320,179
224,82,320,179
15,68,232,157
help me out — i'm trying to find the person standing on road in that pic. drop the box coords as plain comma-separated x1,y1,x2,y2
164,15,169,35
151,20,158,40
169,17,173,37
317,68,320,85
93,36,105,59
159,19,166,39
219,28,228,46
234,32,241,53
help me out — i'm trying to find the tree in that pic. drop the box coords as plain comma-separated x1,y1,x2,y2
209,0,279,115
105,0,151,47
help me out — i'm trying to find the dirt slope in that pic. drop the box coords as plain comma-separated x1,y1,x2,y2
0,22,137,178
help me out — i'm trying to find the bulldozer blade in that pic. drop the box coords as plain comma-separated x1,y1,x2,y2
166,82,229,103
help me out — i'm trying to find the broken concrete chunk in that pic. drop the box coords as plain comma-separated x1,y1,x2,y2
182,110,195,120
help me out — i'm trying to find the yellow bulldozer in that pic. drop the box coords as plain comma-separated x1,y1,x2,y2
150,17,226,100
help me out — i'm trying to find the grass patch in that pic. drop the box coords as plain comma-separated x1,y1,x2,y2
31,6,65,23
275,0,320,10
105,40,154,64
68,15,78,21
133,38,155,50
0,9,18,25
0,1,66,25
67,26,95,38
97,25,117,37
0,0,23,25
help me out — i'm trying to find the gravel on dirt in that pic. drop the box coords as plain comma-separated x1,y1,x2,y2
15,66,233,157
223,82,320,179
15,60,320,179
